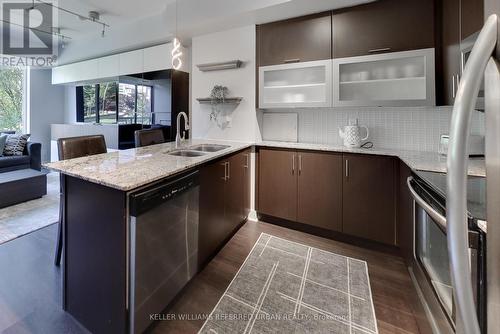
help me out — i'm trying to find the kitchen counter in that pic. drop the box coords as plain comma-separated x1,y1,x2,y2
257,141,486,177
45,139,486,192
45,139,252,191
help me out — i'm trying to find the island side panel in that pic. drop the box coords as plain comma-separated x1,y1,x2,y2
63,175,128,334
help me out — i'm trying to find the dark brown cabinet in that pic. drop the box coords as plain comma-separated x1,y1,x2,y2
342,154,397,245
297,151,342,231
441,0,461,105
257,12,332,66
199,150,250,266
258,148,343,231
332,0,435,58
461,0,484,40
439,0,484,105
258,148,297,221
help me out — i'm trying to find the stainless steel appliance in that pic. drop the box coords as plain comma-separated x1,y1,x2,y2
461,32,485,110
447,12,500,334
407,174,486,334
129,171,199,334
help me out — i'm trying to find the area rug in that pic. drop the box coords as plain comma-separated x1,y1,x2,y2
0,172,59,245
199,233,378,334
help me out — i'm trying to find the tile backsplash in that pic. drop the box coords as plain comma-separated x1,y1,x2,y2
260,106,485,152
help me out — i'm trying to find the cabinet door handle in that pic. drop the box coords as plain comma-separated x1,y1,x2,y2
345,159,349,178
292,155,295,174
221,162,227,181
227,161,230,180
368,47,391,53
298,155,302,175
244,154,249,169
284,58,300,63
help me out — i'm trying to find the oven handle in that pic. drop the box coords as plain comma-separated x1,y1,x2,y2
407,177,447,231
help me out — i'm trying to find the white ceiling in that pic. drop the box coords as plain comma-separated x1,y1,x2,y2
53,0,374,64
53,0,172,38
53,0,372,40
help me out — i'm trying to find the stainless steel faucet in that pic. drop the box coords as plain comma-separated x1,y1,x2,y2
175,111,190,147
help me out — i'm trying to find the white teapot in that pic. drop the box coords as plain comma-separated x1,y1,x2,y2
339,119,369,148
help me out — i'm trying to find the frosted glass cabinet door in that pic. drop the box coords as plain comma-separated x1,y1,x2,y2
333,48,436,107
259,59,333,108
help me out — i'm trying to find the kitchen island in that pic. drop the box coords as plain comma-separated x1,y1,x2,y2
46,139,252,334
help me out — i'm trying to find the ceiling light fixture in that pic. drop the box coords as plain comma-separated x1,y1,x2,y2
34,0,110,34
171,0,182,70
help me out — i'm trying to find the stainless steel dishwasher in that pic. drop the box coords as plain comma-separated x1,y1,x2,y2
129,170,199,334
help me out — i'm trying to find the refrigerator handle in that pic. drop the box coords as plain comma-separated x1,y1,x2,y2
447,14,498,334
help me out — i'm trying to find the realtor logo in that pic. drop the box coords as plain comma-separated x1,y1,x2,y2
1,0,57,67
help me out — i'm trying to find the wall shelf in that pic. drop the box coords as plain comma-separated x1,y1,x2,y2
196,60,243,72
196,97,243,104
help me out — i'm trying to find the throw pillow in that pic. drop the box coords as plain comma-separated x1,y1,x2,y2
3,134,30,156
0,135,7,156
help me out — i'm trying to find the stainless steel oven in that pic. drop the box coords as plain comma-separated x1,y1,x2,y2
407,176,486,334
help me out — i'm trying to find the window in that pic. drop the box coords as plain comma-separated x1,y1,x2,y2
118,83,136,124
0,67,26,132
99,82,118,124
82,84,97,123
77,82,153,125
136,85,152,125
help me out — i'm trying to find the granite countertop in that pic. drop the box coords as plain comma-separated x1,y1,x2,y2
45,139,486,192
45,139,252,191
257,141,486,177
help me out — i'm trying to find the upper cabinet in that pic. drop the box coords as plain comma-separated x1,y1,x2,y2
460,0,484,40
439,0,484,105
332,0,435,58
256,0,437,108
257,12,332,66
259,59,332,109
52,42,188,85
334,48,435,107
441,0,461,105
118,50,143,76
143,44,171,73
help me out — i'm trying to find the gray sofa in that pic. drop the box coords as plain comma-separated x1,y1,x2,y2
0,142,42,173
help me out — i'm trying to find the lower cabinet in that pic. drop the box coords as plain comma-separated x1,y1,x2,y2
342,154,397,245
199,149,250,266
258,148,343,232
297,151,342,231
258,148,297,221
258,148,397,245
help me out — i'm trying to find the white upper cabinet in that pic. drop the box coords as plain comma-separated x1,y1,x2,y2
259,59,333,109
333,48,435,107
51,42,186,85
118,50,144,76
98,54,120,79
143,44,170,73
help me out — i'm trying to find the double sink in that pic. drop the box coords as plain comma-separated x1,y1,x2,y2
168,144,230,157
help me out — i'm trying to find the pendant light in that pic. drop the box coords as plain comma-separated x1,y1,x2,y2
171,0,183,70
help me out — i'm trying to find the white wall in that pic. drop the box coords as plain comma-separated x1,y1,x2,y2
64,86,77,123
191,25,260,142
28,69,65,162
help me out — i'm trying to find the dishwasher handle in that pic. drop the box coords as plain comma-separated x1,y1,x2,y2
130,170,199,217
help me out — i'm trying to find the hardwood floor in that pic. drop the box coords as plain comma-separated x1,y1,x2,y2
0,224,88,333
151,220,430,334
0,220,428,333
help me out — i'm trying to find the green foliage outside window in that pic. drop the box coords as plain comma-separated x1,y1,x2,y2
0,68,24,132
